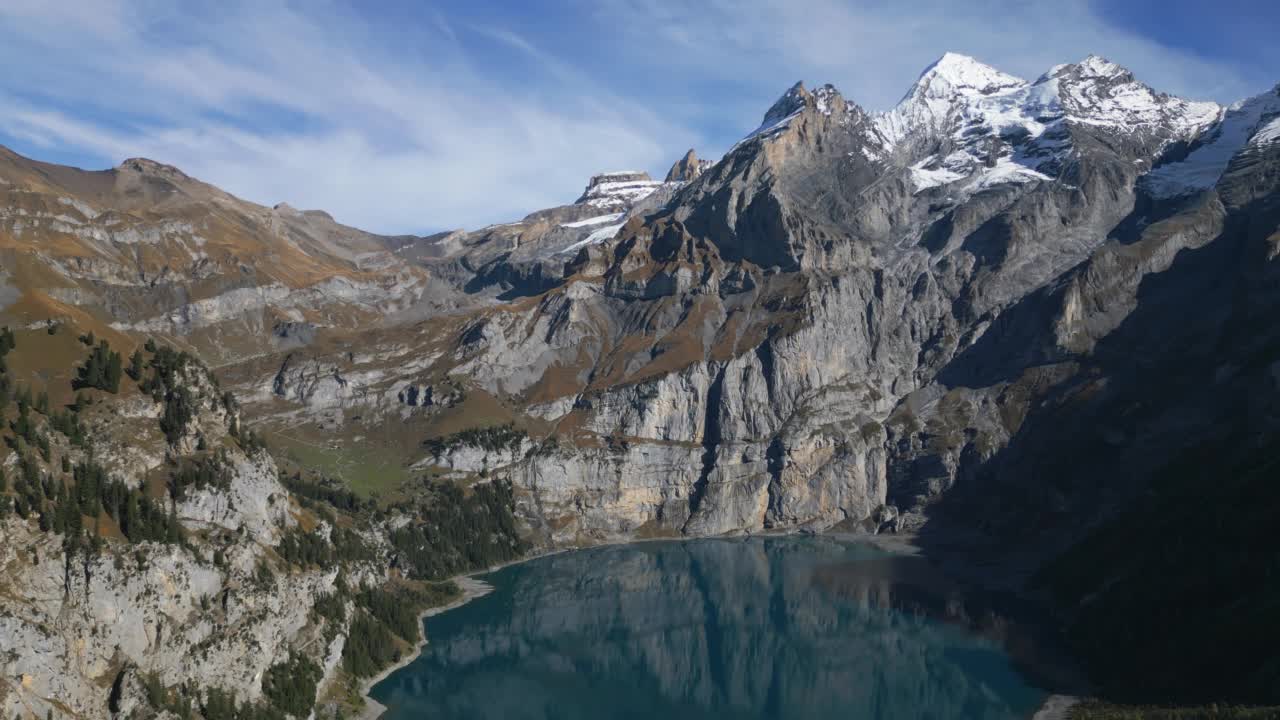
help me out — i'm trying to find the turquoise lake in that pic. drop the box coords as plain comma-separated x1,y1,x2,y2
370,537,1055,719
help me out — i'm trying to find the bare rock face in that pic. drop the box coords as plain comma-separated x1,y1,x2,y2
176,451,295,543
575,171,664,212
0,516,343,720
228,55,1279,551
664,149,712,183
1,51,1277,715
5,54,1280,560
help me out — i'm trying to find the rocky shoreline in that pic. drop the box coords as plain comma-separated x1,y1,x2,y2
355,575,495,720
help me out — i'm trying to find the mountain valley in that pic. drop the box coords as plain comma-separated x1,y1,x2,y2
1,50,1279,717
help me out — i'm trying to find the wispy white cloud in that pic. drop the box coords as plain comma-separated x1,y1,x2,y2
591,0,1271,131
0,0,693,233
0,0,1271,235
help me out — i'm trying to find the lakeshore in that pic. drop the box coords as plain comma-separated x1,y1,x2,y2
358,533,1063,720
354,575,495,720
354,530,925,718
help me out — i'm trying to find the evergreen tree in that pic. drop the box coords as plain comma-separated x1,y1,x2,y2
122,493,142,542
12,395,36,443
160,386,195,444
166,505,182,544
106,350,123,392
126,350,144,381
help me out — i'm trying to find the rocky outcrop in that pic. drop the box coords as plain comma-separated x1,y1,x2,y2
176,452,295,543
5,53,1279,564
231,55,1280,551
3,49,1278,713
664,149,712,183
0,515,342,720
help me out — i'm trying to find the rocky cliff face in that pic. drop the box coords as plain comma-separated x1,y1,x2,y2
3,55,1278,554
0,338,408,720
2,50,1279,711
190,55,1277,552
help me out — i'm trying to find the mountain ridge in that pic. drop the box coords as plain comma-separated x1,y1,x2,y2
2,50,1279,713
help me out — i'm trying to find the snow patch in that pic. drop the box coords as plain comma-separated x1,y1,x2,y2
967,158,1053,191
1252,116,1280,146
909,158,965,192
1143,89,1280,198
560,213,624,229
557,222,626,255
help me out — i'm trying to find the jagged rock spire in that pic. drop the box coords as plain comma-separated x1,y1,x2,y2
665,149,710,183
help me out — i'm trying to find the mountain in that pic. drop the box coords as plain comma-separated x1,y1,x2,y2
0,147,438,367
2,51,1280,713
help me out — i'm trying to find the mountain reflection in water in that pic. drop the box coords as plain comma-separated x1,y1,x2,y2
371,537,1053,720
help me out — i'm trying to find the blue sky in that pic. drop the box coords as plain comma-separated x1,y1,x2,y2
0,0,1276,234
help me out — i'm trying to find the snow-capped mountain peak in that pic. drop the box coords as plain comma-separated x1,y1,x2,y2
730,54,1229,200
911,52,1027,99
733,81,865,150
1070,54,1128,80
875,53,1031,149
869,53,1224,195
1047,56,1221,133
762,81,811,127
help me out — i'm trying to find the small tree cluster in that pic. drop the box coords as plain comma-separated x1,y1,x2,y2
74,339,123,393
422,422,527,459
339,581,458,679
160,385,196,445
167,451,233,502
259,653,322,718
0,326,13,408
138,344,201,444
8,385,38,445
386,478,525,580
14,460,188,546
136,672,195,720
49,408,87,447
281,472,370,514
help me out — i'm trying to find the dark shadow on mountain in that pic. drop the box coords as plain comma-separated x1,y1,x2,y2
933,282,1065,389
911,180,1280,704
463,255,565,300
1106,191,1205,245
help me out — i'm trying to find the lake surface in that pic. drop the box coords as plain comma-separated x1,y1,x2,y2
370,537,1056,720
